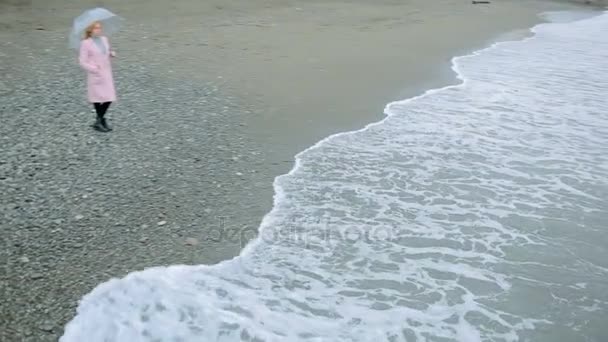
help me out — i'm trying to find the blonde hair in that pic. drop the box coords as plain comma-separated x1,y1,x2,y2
83,21,101,39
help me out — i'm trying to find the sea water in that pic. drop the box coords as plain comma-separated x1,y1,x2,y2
61,11,608,342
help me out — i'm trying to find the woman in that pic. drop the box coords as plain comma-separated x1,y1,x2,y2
79,21,117,132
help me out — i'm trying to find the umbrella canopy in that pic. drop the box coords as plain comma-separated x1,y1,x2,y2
69,7,123,49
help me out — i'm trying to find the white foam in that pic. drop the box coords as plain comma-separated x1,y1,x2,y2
61,11,608,342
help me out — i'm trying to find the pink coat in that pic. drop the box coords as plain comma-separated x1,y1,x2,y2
78,36,116,103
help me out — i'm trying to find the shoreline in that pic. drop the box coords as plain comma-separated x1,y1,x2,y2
239,6,605,266
62,10,608,341
0,0,601,340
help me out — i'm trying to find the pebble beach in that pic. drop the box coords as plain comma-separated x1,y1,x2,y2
0,0,603,340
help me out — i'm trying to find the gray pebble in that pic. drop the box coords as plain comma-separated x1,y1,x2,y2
184,237,199,246
37,321,54,332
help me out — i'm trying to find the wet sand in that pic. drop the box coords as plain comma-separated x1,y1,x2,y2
0,0,596,340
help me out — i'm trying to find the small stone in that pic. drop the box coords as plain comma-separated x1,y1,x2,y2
170,192,177,196
141,224,149,229
38,321,54,332
184,237,199,246
18,256,29,263
157,220,167,226
74,214,84,220
30,273,44,280
235,172,243,176
82,194,88,199
139,237,149,243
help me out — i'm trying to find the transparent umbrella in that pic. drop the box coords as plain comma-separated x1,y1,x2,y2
69,7,123,49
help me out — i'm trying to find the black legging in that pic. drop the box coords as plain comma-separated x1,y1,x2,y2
93,102,112,118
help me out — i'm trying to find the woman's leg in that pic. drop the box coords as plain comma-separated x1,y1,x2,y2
92,102,107,132
93,102,103,117
101,102,112,116
100,102,112,131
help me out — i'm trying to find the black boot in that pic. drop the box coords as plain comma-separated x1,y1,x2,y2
101,117,112,131
92,116,108,132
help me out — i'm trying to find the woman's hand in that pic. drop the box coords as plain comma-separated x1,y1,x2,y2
94,65,102,73
110,50,116,58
